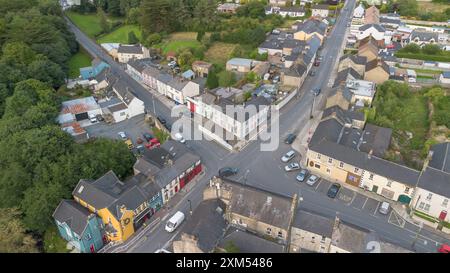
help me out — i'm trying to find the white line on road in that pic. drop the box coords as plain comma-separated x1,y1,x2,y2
361,197,368,209
374,202,380,215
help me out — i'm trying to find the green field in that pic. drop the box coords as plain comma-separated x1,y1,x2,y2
97,25,142,44
161,40,202,54
66,12,104,37
43,226,70,253
67,48,92,78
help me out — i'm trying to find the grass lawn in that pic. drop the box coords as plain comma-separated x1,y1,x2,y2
161,40,201,54
43,226,70,253
67,48,92,78
205,42,237,67
417,1,450,13
66,11,122,38
97,25,142,44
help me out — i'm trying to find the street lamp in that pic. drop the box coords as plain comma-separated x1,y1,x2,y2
310,93,316,119
187,199,192,216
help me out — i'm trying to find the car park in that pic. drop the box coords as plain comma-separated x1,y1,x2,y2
296,169,309,182
281,150,296,162
306,175,320,186
218,167,239,177
285,134,296,144
285,162,300,172
118,131,127,140
327,183,341,198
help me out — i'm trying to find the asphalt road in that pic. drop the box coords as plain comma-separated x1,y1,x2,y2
66,0,450,253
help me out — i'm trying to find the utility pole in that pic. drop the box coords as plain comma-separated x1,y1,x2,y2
187,199,192,216
310,94,316,119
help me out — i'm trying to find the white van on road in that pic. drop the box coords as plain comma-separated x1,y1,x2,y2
165,211,185,233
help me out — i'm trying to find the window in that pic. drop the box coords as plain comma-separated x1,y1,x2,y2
426,193,433,201
418,202,425,209
317,154,321,159
120,112,126,116
314,164,321,169
404,187,410,194
266,228,272,235
354,168,359,173
386,181,392,187
443,199,448,207
369,174,374,180
424,204,431,212
278,231,283,238
85,233,92,240
328,158,333,164
339,162,344,168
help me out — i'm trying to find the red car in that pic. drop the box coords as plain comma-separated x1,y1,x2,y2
145,138,160,150
438,244,450,253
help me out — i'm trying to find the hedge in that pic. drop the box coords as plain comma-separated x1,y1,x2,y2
395,52,450,63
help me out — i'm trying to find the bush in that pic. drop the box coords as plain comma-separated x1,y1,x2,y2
218,71,236,87
395,52,450,63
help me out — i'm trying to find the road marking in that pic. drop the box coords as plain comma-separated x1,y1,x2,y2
314,180,322,191
361,197,369,209
374,202,380,215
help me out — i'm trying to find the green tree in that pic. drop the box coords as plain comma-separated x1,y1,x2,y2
178,49,195,69
218,71,236,87
422,44,441,55
140,0,172,33
0,208,38,253
98,9,110,33
206,70,219,89
224,241,240,253
126,7,140,24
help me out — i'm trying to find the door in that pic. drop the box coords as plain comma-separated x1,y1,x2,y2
372,185,378,193
90,244,95,253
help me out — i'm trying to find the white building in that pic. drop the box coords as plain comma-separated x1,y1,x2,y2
265,6,306,18
111,81,145,122
439,72,450,84
357,24,386,42
345,79,376,105
117,44,150,63
311,4,330,18
353,4,365,19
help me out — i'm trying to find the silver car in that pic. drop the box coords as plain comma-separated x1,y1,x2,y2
285,162,300,172
281,150,296,163
306,175,320,186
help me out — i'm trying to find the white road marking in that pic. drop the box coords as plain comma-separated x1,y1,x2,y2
374,202,380,215
361,197,369,209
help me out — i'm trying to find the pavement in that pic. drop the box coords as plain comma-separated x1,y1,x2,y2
66,0,450,253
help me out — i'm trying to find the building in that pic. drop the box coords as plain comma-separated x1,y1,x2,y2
142,66,200,104
289,210,335,253
307,118,419,203
127,58,157,82
364,6,380,25
269,0,287,6
326,86,353,110
53,200,105,253
265,6,306,18
101,43,120,60
226,58,254,73
353,3,365,18
217,227,285,253
117,44,150,63
322,105,366,129
72,171,163,243
192,61,213,78
79,59,110,80
364,59,390,84
134,140,202,204
439,71,450,84
293,19,328,44
172,199,227,253
204,177,297,244
409,30,440,46
411,143,450,228
217,3,241,14
338,54,367,76
110,80,145,122
358,36,380,62
258,31,307,56
380,15,401,29
357,24,386,42
311,4,330,18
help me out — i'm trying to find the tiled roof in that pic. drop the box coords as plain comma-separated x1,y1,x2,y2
53,200,92,236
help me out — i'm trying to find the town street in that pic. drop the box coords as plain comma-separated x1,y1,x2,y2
66,0,450,253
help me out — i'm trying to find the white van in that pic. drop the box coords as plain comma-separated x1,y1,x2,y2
379,201,390,215
173,132,186,143
165,211,185,232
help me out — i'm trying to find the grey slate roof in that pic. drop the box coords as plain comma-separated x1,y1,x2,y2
309,139,420,186
358,123,392,158
410,30,439,42
176,199,227,252
128,58,155,73
429,142,450,173
334,67,362,87
417,167,450,198
303,36,321,65
218,227,285,253
322,105,364,125
339,54,368,66
53,200,92,236
380,17,401,26
294,19,327,36
359,24,386,32
283,63,307,77
292,210,334,238
113,80,136,105
118,44,143,54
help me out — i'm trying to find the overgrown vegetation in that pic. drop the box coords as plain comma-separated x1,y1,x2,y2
396,44,450,63
384,0,450,22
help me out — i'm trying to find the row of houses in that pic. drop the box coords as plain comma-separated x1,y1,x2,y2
53,140,202,253
170,177,411,253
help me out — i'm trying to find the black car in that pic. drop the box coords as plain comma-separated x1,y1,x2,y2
96,114,104,122
165,123,172,131
310,70,316,76
327,183,341,199
285,134,297,144
218,167,239,177
157,116,167,125
312,87,321,96
143,133,153,142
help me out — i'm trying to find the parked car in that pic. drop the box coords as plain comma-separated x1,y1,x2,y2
438,244,450,253
145,138,160,149
173,132,186,143
285,162,300,172
118,131,127,140
157,116,167,125
327,183,341,198
285,134,296,144
165,211,185,233
143,133,153,142
281,150,296,162
306,175,320,186
89,114,98,123
124,139,134,150
310,70,316,77
168,61,177,68
136,145,145,154
136,137,144,144
296,169,309,182
218,167,239,177
378,201,390,215
165,123,172,131
272,75,280,84
311,87,321,96
96,114,104,122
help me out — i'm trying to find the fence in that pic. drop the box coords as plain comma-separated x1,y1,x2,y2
275,88,299,110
